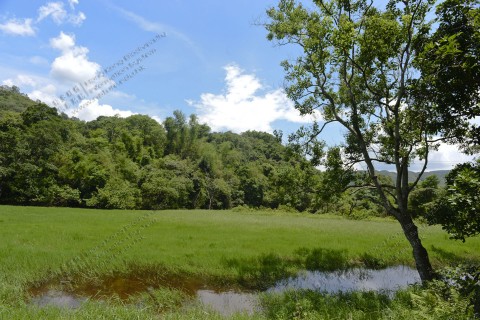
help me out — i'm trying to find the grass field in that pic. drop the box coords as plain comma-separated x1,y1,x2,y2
0,205,479,319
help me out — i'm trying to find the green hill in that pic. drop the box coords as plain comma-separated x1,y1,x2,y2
376,170,450,185
0,85,37,114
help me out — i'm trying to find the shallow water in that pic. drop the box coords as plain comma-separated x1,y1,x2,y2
29,265,420,314
30,289,87,309
270,265,420,296
197,290,258,316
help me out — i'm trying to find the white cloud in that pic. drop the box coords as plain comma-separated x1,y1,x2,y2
28,84,58,105
37,2,67,24
50,31,75,51
49,32,100,83
2,79,14,87
151,115,162,124
0,18,35,36
2,74,37,88
0,2,85,37
419,143,476,171
365,142,477,172
68,11,86,26
37,1,86,26
187,64,321,133
70,99,135,121
69,0,79,9
16,75,36,87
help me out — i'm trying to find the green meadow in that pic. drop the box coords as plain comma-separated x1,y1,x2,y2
1,205,479,319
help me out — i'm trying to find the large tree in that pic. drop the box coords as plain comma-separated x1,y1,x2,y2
265,0,442,281
416,0,480,244
413,0,480,148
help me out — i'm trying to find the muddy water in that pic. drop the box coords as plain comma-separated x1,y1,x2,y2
29,266,419,315
28,272,258,316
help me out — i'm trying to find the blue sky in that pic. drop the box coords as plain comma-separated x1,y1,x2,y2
0,0,474,171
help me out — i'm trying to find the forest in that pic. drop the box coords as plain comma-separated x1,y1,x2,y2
0,85,464,224
0,85,328,212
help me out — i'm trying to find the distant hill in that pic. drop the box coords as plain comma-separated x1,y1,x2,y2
376,170,450,185
0,85,37,114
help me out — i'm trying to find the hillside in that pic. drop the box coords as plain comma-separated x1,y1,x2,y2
376,170,449,185
0,85,37,114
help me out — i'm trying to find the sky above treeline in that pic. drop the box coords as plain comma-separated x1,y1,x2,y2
0,0,475,171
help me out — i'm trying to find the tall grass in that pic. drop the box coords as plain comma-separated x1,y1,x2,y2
0,205,478,319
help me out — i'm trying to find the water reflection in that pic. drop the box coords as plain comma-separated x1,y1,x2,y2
197,290,258,316
270,265,420,296
29,266,420,314
30,289,86,309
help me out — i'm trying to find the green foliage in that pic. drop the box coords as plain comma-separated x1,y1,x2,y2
0,89,326,211
409,176,442,218
302,247,348,271
86,178,141,209
265,0,468,281
0,85,37,113
261,290,390,320
413,0,480,147
261,276,476,319
430,160,480,241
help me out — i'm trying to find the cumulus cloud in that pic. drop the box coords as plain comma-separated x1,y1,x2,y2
187,64,321,133
419,143,476,171
2,74,37,88
28,84,59,105
50,31,75,51
70,99,135,121
0,18,35,36
49,32,100,83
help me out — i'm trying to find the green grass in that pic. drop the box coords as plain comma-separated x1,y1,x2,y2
0,205,478,319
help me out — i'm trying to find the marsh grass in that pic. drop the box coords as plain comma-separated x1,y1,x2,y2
0,205,479,319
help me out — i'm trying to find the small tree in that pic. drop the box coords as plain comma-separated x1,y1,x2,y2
265,0,444,281
430,160,480,241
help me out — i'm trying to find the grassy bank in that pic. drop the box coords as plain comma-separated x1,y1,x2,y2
0,205,478,319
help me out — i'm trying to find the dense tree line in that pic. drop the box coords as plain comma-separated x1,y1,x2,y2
0,86,329,211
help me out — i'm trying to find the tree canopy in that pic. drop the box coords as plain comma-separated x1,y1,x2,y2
264,0,480,281
0,87,329,212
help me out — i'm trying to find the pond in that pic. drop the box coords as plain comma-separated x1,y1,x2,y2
29,265,420,316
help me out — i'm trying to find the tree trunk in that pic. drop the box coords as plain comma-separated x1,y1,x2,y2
399,215,436,282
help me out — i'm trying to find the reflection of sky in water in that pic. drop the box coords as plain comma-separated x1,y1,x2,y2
31,290,87,309
270,266,421,296
197,290,258,316
30,266,420,314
